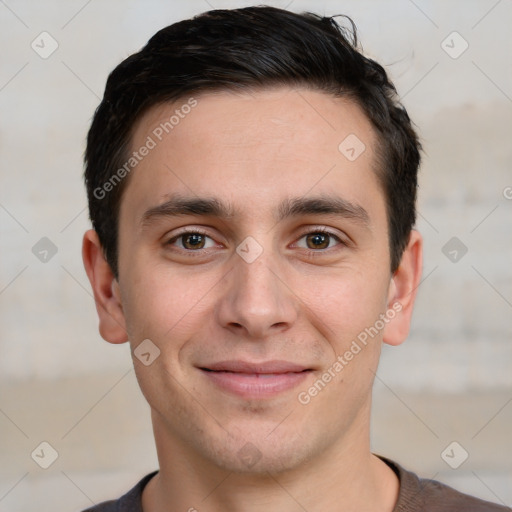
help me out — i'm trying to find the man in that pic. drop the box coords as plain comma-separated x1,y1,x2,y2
81,6,507,511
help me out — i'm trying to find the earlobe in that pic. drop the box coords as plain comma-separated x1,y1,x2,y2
382,230,423,347
82,229,128,344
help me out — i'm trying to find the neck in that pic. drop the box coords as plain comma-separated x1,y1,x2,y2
142,407,399,512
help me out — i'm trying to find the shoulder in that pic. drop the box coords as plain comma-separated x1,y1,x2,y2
82,499,117,512
380,457,510,511
81,471,158,512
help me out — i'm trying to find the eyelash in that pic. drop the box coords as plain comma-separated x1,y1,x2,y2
166,228,216,252
165,227,345,254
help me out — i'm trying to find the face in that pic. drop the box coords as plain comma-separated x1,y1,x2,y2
86,87,420,474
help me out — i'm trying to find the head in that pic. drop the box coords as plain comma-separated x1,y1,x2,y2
83,6,422,475
85,6,420,278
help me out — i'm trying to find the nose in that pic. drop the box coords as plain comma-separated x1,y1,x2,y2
215,251,299,340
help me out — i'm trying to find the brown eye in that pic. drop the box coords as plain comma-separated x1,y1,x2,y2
167,231,216,250
181,233,206,249
305,232,331,250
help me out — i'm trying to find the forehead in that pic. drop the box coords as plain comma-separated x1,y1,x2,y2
120,87,383,226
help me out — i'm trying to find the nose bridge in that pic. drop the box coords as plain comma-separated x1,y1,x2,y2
216,243,298,338
237,252,279,305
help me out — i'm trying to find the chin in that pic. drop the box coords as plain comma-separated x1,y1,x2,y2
211,447,306,476
199,424,318,476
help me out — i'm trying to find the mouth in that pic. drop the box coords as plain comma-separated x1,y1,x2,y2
198,360,313,399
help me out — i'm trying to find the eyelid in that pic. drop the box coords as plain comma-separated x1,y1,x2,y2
296,225,341,237
292,226,347,246
165,227,219,248
167,227,211,238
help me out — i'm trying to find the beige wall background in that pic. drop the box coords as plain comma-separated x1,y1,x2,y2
0,0,511,510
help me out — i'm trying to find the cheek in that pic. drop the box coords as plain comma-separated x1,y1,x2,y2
301,271,388,405
305,267,389,342
120,266,221,346
120,270,217,409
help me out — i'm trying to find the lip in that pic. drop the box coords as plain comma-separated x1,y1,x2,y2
199,360,312,399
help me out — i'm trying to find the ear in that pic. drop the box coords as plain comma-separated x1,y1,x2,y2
382,229,423,347
82,229,128,344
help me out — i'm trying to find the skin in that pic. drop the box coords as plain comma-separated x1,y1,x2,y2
83,87,422,512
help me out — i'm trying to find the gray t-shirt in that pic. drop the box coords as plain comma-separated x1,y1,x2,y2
82,457,509,511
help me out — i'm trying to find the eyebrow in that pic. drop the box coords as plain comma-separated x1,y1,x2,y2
277,196,369,226
141,195,235,227
140,194,370,228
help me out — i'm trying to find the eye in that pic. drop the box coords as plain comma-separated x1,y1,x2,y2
167,231,217,250
295,230,342,250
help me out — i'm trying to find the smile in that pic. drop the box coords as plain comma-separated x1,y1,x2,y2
199,360,313,399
